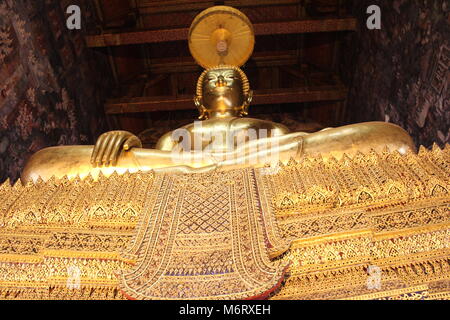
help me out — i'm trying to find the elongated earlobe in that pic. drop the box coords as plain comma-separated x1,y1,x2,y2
240,90,253,117
194,96,208,120
246,90,253,105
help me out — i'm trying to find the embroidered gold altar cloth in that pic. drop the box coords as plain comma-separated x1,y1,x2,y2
0,146,448,300
119,170,289,300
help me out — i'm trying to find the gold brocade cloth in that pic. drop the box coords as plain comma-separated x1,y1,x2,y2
120,169,289,300
0,146,448,300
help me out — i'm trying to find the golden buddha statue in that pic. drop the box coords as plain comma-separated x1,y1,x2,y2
21,62,415,182
21,6,415,183
23,92,415,182
21,16,415,183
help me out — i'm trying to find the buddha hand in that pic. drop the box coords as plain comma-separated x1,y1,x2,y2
91,131,142,167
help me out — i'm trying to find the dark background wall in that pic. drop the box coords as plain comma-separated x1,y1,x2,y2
0,0,111,182
342,0,449,148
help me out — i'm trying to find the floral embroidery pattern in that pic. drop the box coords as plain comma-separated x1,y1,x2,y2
0,1,111,182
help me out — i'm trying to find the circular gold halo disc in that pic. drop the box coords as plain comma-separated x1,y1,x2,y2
189,6,255,68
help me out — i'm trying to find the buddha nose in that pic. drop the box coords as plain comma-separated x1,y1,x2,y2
216,75,226,87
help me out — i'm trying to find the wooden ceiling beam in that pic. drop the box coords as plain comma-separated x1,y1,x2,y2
147,50,299,74
86,17,357,47
137,0,300,14
254,18,356,36
112,51,300,85
105,85,348,114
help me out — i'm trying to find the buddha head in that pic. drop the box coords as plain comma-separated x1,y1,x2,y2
194,65,253,120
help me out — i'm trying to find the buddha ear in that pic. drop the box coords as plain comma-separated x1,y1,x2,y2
241,90,253,117
194,96,208,120
245,90,253,106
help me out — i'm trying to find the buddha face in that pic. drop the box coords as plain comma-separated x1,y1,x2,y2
200,68,246,117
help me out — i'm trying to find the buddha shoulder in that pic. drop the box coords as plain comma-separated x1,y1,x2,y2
230,117,291,136
181,117,290,135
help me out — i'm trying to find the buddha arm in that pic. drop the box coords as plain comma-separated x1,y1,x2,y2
20,132,303,183
155,131,177,151
21,145,219,183
20,121,415,183
301,122,416,158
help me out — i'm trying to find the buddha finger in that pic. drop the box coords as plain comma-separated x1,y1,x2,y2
110,135,128,166
91,134,108,166
103,134,121,166
97,134,113,166
123,136,142,151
